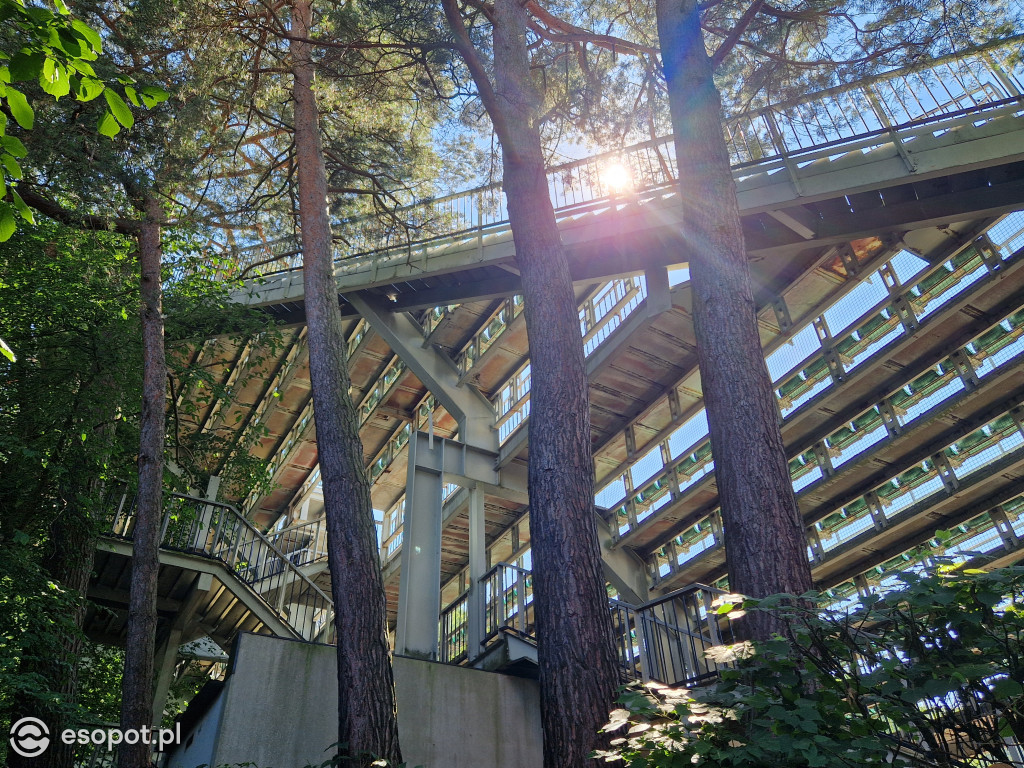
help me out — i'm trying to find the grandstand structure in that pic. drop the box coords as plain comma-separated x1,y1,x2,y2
89,39,1024,691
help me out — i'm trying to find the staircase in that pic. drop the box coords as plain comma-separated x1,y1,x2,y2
94,490,334,649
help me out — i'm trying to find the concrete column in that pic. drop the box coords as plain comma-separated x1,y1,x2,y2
467,484,487,661
396,433,444,659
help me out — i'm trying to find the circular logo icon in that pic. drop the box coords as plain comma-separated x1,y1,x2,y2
10,717,50,758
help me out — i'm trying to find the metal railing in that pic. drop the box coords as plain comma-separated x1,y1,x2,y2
440,589,470,664
611,583,735,688
452,563,734,687
106,491,335,644
226,38,1022,279
265,515,329,569
481,562,535,642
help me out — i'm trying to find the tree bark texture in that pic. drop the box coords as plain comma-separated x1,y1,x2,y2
290,3,402,764
119,195,166,768
7,508,100,768
489,2,621,765
656,0,813,640
41,510,100,768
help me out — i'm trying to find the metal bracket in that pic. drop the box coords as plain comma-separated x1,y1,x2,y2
838,247,861,278
865,491,889,532
812,441,835,477
948,349,980,391
771,295,793,334
878,399,903,439
989,505,1020,549
814,317,846,384
932,451,960,494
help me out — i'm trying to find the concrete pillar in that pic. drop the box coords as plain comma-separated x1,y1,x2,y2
467,484,487,661
396,433,444,659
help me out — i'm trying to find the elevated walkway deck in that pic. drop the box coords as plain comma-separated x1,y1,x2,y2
161,39,1024,666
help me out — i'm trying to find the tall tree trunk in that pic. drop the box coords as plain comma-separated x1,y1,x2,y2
7,507,100,768
656,0,813,640
290,2,402,764
488,1,620,765
119,196,166,768
39,508,100,768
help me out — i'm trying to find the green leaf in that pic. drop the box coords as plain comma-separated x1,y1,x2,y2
2,135,28,158
139,85,169,108
71,19,103,53
8,50,44,82
991,678,1024,699
73,75,104,102
11,189,34,224
97,110,120,138
2,153,23,179
124,85,140,107
6,88,34,129
103,89,133,128
56,28,83,58
0,336,14,362
40,58,71,99
977,591,1002,607
53,0,70,15
0,202,16,242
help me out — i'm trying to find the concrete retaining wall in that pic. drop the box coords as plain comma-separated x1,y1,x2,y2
168,633,542,768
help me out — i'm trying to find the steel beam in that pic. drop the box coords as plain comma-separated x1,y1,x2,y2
347,293,497,451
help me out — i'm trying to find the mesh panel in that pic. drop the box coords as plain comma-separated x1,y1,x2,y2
668,410,709,459
822,275,889,336
766,323,821,382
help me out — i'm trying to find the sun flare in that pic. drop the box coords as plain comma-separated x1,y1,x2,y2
603,161,633,193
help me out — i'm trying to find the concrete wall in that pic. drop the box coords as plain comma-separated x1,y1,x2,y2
169,633,542,768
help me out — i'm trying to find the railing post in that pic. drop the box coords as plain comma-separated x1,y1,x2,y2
211,507,227,559
864,84,918,173
702,588,723,647
515,567,527,635
636,609,652,682
159,503,173,544
195,475,220,550
109,488,129,535
764,111,805,196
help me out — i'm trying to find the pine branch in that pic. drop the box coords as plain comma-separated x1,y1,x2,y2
441,0,512,142
710,0,766,67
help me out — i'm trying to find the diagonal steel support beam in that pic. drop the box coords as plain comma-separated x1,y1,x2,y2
346,293,497,450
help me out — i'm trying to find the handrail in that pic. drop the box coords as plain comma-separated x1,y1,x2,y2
175,492,333,604
620,582,730,613
266,515,329,568
225,37,1023,278
480,561,532,583
106,491,335,643
467,563,734,686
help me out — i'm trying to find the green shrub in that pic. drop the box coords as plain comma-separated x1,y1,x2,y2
598,563,1024,767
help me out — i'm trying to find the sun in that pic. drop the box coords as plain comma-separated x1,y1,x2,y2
603,161,634,194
